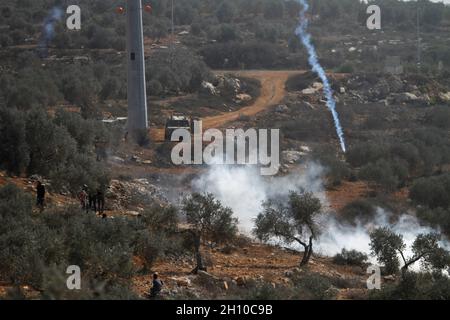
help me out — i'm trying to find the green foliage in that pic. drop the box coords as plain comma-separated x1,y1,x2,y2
216,1,237,23
370,227,404,274
254,191,322,266
417,207,450,237
263,0,285,20
370,227,450,276
0,106,111,194
370,272,450,300
146,47,211,94
410,174,450,209
0,107,30,175
0,184,180,299
183,193,238,245
201,41,285,69
341,199,376,224
333,249,368,267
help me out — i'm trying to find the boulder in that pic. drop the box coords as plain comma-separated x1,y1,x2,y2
383,275,396,282
439,92,450,102
201,81,218,96
275,104,289,113
236,93,252,102
235,276,247,287
171,277,192,287
282,150,304,164
302,87,317,95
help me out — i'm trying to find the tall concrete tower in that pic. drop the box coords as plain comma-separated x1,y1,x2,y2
126,0,148,136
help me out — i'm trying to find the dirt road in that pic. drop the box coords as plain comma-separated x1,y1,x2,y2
150,70,303,141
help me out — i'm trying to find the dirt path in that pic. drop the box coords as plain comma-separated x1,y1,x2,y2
150,70,303,141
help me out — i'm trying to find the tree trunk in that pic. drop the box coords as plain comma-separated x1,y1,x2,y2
191,233,207,274
299,237,314,267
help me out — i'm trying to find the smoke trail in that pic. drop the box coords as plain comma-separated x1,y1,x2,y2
38,7,64,57
295,0,347,153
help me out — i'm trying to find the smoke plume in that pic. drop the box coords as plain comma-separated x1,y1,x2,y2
192,163,326,233
295,0,347,153
38,7,64,57
192,163,448,270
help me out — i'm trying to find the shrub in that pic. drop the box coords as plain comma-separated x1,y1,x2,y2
410,174,450,209
341,199,376,224
333,249,368,267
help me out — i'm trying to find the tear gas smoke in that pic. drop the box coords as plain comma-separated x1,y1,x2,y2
38,7,64,57
295,0,347,153
193,163,448,270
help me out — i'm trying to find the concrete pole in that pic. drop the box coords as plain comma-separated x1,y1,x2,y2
126,0,148,136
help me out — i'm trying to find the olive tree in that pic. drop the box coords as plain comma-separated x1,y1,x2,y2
370,227,450,277
182,193,238,274
254,191,322,266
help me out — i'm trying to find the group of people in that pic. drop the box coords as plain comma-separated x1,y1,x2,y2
35,182,106,216
35,181,164,299
78,185,106,215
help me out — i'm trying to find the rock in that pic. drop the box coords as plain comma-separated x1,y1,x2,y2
284,270,294,277
312,82,324,90
390,92,419,104
126,211,141,217
300,145,311,153
201,81,218,96
339,87,346,94
282,150,304,164
171,277,191,287
439,92,450,102
303,101,315,110
302,87,317,95
142,160,152,165
216,75,241,95
110,156,125,163
131,155,143,163
236,93,252,101
383,275,396,282
235,276,247,287
275,104,289,113
197,270,220,282
29,174,43,182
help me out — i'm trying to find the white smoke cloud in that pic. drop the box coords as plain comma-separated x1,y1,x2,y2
191,163,449,271
191,163,326,234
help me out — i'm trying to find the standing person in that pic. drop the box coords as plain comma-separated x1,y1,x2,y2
96,188,105,214
78,186,89,213
36,181,46,211
88,189,97,213
149,273,164,299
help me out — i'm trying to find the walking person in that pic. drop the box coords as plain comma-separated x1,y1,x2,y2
149,273,164,299
96,188,105,215
36,181,46,212
78,185,89,213
88,189,97,213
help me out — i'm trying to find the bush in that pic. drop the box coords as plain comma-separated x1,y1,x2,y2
295,274,336,300
341,199,376,224
410,174,450,209
0,107,30,175
333,249,368,267
0,184,180,298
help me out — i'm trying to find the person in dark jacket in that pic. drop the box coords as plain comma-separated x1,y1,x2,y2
88,190,97,212
150,273,164,298
36,181,46,211
96,188,105,214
